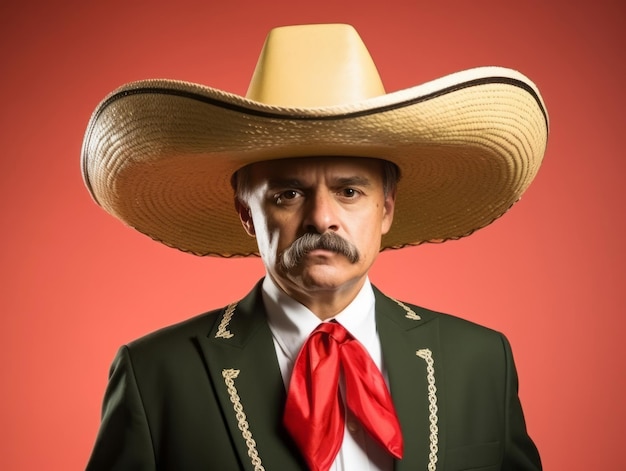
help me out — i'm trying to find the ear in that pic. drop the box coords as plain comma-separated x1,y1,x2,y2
381,187,396,236
235,198,256,237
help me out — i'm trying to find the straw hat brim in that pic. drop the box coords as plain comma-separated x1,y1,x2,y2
82,66,548,257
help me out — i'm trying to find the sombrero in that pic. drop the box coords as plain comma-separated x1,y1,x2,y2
81,23,548,257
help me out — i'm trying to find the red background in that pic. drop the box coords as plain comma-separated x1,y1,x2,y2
2,1,624,469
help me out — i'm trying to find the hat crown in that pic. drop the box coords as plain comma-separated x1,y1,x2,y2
246,24,386,107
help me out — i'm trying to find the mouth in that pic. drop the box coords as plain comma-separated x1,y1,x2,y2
303,248,340,258
307,246,337,254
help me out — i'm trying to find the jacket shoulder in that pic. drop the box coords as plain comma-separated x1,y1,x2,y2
376,287,501,335
124,306,225,359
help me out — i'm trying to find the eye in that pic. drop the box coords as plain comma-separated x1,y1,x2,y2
340,188,359,198
275,190,301,205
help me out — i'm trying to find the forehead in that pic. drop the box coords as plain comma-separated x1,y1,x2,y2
246,156,385,183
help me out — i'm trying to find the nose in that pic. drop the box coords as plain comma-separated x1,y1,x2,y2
303,191,339,234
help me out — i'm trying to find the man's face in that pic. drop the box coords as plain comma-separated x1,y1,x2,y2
236,157,396,312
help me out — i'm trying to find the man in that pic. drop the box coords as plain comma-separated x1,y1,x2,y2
83,24,547,470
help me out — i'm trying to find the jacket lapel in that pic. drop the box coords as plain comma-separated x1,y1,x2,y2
195,282,445,470
374,288,446,471
195,282,306,471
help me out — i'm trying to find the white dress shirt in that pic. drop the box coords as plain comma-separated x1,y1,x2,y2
262,276,393,471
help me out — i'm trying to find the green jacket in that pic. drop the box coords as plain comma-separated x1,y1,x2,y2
86,282,541,470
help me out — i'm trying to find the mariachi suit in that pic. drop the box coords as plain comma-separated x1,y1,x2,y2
86,281,541,471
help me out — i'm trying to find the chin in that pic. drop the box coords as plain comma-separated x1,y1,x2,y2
293,265,362,292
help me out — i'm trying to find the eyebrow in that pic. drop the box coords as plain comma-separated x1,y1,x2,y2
266,177,305,189
266,175,373,189
333,176,373,187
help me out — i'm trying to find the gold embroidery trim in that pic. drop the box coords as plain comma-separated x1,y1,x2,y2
392,298,421,320
222,369,265,471
215,302,237,339
416,349,439,471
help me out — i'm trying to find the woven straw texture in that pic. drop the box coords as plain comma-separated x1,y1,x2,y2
82,66,548,256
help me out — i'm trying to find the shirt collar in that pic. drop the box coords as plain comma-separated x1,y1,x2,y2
262,275,377,363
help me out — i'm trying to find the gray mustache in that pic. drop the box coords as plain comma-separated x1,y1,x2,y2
281,232,360,270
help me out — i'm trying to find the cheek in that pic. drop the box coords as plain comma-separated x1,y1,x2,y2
254,210,296,253
352,211,385,253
